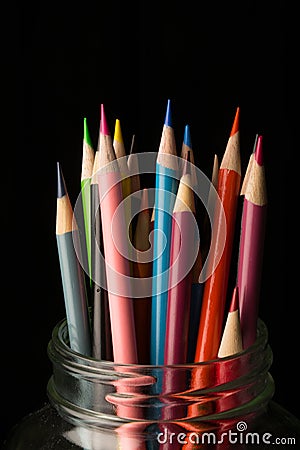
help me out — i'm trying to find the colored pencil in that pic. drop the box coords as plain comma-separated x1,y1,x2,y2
240,133,258,196
90,135,113,360
237,135,267,348
113,118,131,200
218,286,243,358
80,118,95,285
127,134,141,240
201,153,219,264
127,134,141,195
150,99,179,365
194,106,241,362
132,188,152,364
97,104,138,363
187,251,204,363
56,162,91,356
113,118,133,257
164,162,196,365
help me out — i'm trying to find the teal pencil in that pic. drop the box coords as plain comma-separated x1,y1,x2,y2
56,162,92,356
150,99,179,365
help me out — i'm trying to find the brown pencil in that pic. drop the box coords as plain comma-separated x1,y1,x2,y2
132,188,152,364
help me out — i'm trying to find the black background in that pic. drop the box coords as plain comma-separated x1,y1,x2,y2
3,0,297,444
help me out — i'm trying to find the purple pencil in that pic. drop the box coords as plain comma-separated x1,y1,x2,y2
237,135,267,348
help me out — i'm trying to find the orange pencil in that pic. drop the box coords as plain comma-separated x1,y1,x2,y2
194,107,241,362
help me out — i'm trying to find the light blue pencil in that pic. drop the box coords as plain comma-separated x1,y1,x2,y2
150,99,179,365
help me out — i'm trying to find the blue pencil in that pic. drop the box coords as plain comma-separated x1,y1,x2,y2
150,99,179,365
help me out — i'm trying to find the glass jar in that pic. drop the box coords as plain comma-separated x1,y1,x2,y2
2,318,300,449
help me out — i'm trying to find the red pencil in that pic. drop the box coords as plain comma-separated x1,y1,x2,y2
194,107,241,362
237,135,267,348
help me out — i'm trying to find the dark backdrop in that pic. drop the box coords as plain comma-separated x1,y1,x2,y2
3,0,296,444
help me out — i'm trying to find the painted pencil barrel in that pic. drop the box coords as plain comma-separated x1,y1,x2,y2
151,163,178,365
56,230,91,356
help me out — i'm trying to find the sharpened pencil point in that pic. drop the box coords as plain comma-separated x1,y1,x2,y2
229,286,239,312
57,162,66,198
114,119,123,144
129,134,137,154
164,99,172,127
100,104,110,136
230,106,240,136
255,135,264,166
184,124,192,148
84,117,93,147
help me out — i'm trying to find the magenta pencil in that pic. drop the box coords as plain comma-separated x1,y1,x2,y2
237,135,267,348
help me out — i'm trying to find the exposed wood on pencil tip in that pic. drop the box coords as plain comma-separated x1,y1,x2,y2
240,134,258,195
220,110,241,174
56,164,77,235
244,141,267,205
173,173,195,213
81,118,95,181
217,286,243,358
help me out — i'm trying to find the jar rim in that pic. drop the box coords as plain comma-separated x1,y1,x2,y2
48,316,269,371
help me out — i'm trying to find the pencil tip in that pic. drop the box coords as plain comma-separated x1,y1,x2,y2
252,133,259,153
129,134,136,154
254,135,263,166
164,99,172,127
184,124,192,148
114,118,123,143
57,162,66,198
229,286,239,312
100,104,110,135
230,106,240,136
84,117,93,147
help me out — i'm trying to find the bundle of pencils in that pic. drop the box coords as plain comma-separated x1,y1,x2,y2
55,100,267,369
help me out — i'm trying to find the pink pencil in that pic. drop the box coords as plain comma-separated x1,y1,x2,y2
97,104,138,363
164,162,196,365
237,135,267,348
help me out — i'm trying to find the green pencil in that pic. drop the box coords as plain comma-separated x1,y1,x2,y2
81,118,95,286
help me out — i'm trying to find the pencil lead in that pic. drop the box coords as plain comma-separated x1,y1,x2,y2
57,162,66,198
254,135,264,166
83,117,93,147
129,134,137,154
183,124,192,149
230,106,240,136
113,119,123,144
100,104,110,136
229,286,239,312
164,99,172,127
